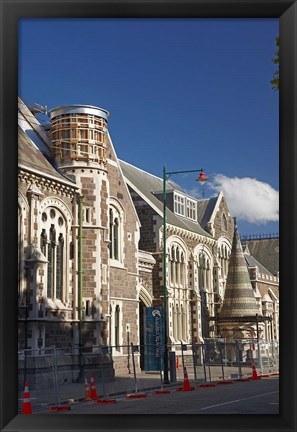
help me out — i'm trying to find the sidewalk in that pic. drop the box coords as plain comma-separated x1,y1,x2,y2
18,365,276,412
18,372,185,411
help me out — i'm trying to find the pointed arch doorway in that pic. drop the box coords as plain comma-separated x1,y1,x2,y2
138,286,153,370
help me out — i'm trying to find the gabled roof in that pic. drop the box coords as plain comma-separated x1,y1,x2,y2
106,132,141,226
119,160,214,239
197,196,218,230
18,126,77,187
241,238,279,276
243,247,274,277
18,97,52,157
18,97,78,187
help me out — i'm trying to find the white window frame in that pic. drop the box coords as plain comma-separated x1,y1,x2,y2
174,192,185,217
83,206,92,225
109,198,125,267
39,204,70,302
186,198,197,221
110,301,123,354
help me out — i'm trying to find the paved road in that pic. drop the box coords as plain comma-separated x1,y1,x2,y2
35,376,279,415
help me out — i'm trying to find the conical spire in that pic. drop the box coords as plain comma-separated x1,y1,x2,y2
218,218,259,319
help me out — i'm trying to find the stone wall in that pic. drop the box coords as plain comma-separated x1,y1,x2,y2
129,192,158,252
106,135,140,350
18,352,114,390
212,195,234,242
45,322,73,349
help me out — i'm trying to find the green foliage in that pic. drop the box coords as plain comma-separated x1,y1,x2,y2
271,36,279,92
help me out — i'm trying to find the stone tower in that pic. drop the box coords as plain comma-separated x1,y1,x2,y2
48,105,110,347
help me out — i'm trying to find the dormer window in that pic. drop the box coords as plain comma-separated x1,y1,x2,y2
174,193,185,216
173,191,197,221
186,198,197,221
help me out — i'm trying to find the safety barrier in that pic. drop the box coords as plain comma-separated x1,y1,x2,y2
18,339,279,411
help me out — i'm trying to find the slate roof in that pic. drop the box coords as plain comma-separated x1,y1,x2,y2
197,197,218,230
243,247,274,277
197,199,209,227
119,160,214,239
18,126,76,187
241,238,279,276
18,97,52,157
18,97,77,187
258,285,279,300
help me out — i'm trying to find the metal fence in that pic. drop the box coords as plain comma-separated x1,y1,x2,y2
18,340,279,411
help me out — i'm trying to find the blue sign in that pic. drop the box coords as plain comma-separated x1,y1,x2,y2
143,307,164,371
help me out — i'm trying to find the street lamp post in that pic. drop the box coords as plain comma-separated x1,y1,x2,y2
162,166,208,384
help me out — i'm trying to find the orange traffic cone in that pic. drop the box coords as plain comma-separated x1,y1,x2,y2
84,378,91,400
22,381,32,414
90,375,98,399
177,366,195,391
251,364,260,380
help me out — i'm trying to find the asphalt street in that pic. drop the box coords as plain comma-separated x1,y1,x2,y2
35,376,279,415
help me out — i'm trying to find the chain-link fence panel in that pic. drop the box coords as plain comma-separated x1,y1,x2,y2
18,339,279,410
171,343,206,385
18,348,57,411
201,339,279,381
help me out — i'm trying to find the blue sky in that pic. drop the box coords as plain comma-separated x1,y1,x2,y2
19,18,279,236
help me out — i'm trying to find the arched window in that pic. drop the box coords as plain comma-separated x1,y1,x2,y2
114,218,119,260
39,207,67,300
170,246,175,284
109,203,123,263
56,233,64,300
194,248,213,338
168,241,188,342
169,244,185,287
47,225,56,298
175,247,180,285
218,240,231,292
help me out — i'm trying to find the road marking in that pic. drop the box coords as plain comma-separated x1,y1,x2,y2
200,391,278,411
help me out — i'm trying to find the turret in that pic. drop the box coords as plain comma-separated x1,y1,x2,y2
218,218,260,319
48,105,109,169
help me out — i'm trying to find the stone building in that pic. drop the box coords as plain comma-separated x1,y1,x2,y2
18,97,279,377
18,98,140,374
243,245,279,342
120,161,234,347
217,220,279,362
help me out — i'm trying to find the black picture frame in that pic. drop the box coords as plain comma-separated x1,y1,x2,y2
1,1,296,431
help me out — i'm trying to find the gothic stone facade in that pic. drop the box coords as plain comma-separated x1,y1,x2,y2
121,162,234,347
18,99,279,376
18,100,140,373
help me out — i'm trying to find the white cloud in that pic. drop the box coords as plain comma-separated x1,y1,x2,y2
208,174,279,224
